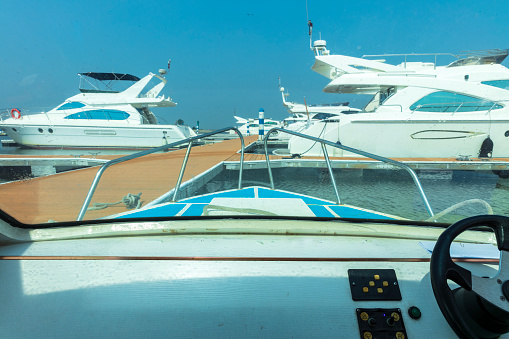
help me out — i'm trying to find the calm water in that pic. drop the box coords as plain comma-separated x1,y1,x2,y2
198,167,509,223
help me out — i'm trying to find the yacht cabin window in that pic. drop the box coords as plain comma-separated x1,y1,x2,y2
64,110,130,120
313,113,338,120
379,87,396,105
481,79,509,90
409,91,503,112
57,102,86,110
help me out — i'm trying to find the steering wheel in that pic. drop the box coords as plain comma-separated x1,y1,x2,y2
430,215,509,339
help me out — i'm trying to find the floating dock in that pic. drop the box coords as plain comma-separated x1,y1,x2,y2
0,136,259,224
0,155,111,178
1,136,509,224
226,153,509,172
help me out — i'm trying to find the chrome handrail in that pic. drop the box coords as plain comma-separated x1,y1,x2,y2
263,127,434,217
77,127,245,221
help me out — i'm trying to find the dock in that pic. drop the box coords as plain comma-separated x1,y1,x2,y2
1,136,509,224
0,136,259,224
225,153,509,172
0,155,111,178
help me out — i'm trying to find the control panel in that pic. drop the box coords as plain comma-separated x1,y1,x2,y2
349,269,413,338
348,269,402,301
356,308,407,339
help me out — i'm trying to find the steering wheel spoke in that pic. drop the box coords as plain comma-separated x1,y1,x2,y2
471,251,509,313
446,260,473,290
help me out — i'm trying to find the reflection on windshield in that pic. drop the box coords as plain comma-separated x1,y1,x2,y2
0,4,508,228
0,126,507,226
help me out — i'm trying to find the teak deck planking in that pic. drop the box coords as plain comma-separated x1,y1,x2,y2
0,136,259,224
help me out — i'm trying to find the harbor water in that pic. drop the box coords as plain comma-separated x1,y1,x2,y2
198,167,509,224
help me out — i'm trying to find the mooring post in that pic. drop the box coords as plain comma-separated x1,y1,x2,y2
258,108,264,140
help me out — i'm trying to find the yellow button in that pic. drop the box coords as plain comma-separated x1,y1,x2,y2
369,281,375,286
374,275,380,280
383,281,389,287
360,312,369,321
396,332,405,339
377,288,383,293
363,287,369,293
392,312,400,321
364,332,373,339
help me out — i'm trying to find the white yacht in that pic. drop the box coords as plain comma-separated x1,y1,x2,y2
0,71,196,149
280,84,360,135
288,40,509,158
233,115,281,136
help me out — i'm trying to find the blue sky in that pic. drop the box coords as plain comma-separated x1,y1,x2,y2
1,0,508,128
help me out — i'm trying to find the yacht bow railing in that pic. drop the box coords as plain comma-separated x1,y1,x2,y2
77,127,245,221
362,52,458,70
262,127,435,218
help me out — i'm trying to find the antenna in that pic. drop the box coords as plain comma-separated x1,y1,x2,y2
304,97,310,120
306,0,313,50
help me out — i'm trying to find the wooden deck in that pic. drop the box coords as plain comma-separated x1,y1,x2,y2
0,136,259,224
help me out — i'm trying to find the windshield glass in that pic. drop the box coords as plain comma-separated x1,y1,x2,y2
0,1,508,228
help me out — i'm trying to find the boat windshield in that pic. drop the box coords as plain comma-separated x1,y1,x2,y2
0,125,506,228
1,4,508,232
78,72,141,93
4,5,509,339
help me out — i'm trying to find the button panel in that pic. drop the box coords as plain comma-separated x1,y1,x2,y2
356,308,407,339
348,269,402,301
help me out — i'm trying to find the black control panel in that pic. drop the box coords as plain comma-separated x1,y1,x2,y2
356,308,407,339
348,269,401,301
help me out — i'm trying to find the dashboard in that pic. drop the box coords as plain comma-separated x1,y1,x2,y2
0,218,505,338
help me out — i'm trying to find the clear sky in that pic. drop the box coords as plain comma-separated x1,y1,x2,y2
1,0,508,129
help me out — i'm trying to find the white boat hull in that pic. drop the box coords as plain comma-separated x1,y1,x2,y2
289,112,509,158
2,122,196,149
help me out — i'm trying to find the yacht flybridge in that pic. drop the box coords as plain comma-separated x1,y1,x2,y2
288,40,509,158
0,71,196,149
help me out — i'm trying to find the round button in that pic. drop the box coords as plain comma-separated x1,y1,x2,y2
408,306,421,319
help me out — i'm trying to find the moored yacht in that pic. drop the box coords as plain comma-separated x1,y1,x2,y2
280,83,360,135
0,71,196,149
232,115,281,136
288,40,509,158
